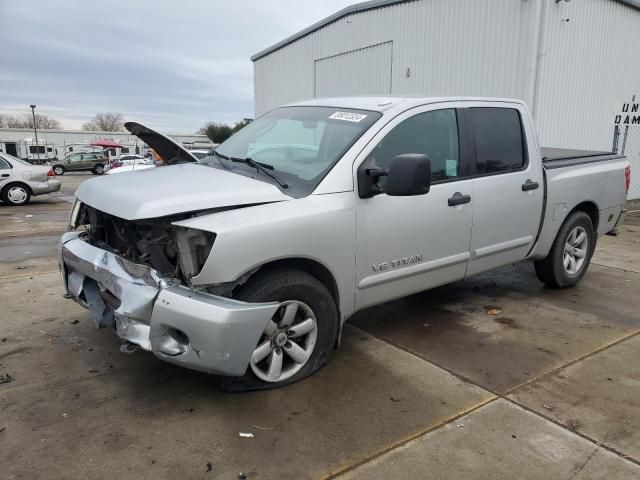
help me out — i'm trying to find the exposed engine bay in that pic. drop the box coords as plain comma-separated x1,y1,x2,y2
75,203,215,284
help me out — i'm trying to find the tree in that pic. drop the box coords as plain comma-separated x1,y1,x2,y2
0,113,61,129
82,112,125,132
197,122,234,143
197,119,253,144
231,118,252,133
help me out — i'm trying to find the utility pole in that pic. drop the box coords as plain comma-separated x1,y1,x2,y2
29,104,40,163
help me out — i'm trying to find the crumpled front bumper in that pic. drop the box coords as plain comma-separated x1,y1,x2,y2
58,231,279,376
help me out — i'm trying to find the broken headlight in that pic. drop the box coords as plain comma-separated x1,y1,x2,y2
68,199,82,230
174,227,216,283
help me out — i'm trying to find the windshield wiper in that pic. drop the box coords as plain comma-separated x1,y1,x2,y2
233,157,289,189
212,151,288,189
207,150,231,169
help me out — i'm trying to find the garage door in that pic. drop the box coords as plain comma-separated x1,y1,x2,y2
314,41,393,98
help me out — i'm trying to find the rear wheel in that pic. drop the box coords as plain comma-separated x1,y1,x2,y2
53,165,65,175
2,183,31,206
92,164,105,175
223,269,339,391
534,211,596,288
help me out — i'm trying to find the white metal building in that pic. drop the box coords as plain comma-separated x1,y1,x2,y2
0,128,212,162
251,0,640,197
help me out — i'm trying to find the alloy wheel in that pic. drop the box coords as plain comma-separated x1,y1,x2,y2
563,226,588,275
250,300,318,383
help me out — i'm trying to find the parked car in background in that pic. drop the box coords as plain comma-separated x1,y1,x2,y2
58,97,629,389
106,161,155,175
0,152,60,205
189,149,211,160
51,152,108,175
111,154,147,166
106,155,152,174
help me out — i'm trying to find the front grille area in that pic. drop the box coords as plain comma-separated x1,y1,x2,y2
78,204,188,277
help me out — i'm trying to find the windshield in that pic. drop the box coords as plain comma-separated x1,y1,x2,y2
199,106,381,196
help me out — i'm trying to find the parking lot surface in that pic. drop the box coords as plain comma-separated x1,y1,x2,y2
1,174,639,479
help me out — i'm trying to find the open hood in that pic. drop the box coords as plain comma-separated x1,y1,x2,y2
75,163,292,220
124,122,198,164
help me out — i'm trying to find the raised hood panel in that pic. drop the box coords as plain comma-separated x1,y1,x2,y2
75,163,292,220
124,122,198,164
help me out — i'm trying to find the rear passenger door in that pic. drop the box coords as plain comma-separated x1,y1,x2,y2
465,104,544,276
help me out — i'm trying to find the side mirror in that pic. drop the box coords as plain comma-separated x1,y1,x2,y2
386,154,431,196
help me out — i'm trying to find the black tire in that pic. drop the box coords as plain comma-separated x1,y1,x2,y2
92,164,105,175
53,165,65,176
223,268,339,392
534,211,596,288
1,183,31,206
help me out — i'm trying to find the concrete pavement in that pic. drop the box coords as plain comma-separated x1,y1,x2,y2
0,175,638,479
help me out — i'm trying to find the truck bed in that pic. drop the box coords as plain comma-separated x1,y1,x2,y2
541,147,624,169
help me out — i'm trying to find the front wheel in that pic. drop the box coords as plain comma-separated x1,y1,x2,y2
92,164,105,175
534,211,596,288
53,165,65,175
224,269,339,391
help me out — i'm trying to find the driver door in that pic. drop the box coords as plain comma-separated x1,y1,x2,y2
354,105,474,310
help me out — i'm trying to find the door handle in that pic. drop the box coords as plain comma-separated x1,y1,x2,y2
522,179,539,191
1,174,9,178
448,192,471,206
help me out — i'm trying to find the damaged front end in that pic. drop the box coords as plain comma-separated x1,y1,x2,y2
59,202,279,376
73,203,215,284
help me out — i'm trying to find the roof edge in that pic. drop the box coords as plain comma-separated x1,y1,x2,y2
251,0,640,62
251,0,414,61
617,0,640,10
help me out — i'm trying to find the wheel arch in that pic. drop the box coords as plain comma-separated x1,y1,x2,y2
570,201,599,231
239,257,341,314
1,181,33,197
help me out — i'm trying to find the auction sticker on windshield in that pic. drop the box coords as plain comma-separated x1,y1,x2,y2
329,111,368,122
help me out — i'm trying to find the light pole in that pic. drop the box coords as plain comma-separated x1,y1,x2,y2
29,104,40,162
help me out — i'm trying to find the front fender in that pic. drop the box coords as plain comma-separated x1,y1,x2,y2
172,192,357,319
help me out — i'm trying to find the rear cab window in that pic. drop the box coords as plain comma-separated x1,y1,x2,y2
468,107,527,174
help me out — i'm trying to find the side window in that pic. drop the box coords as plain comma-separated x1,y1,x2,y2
368,109,460,182
469,108,525,173
0,157,11,169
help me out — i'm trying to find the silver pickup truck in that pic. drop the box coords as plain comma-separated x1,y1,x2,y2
58,97,630,390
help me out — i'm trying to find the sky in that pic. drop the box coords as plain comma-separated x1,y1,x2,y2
0,0,355,133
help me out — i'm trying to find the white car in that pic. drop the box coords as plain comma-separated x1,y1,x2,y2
0,152,60,205
189,149,211,160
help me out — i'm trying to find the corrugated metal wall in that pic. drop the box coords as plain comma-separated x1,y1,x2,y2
314,41,393,97
253,0,535,115
534,0,640,198
253,0,640,197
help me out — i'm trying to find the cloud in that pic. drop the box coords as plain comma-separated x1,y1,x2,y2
0,0,354,133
